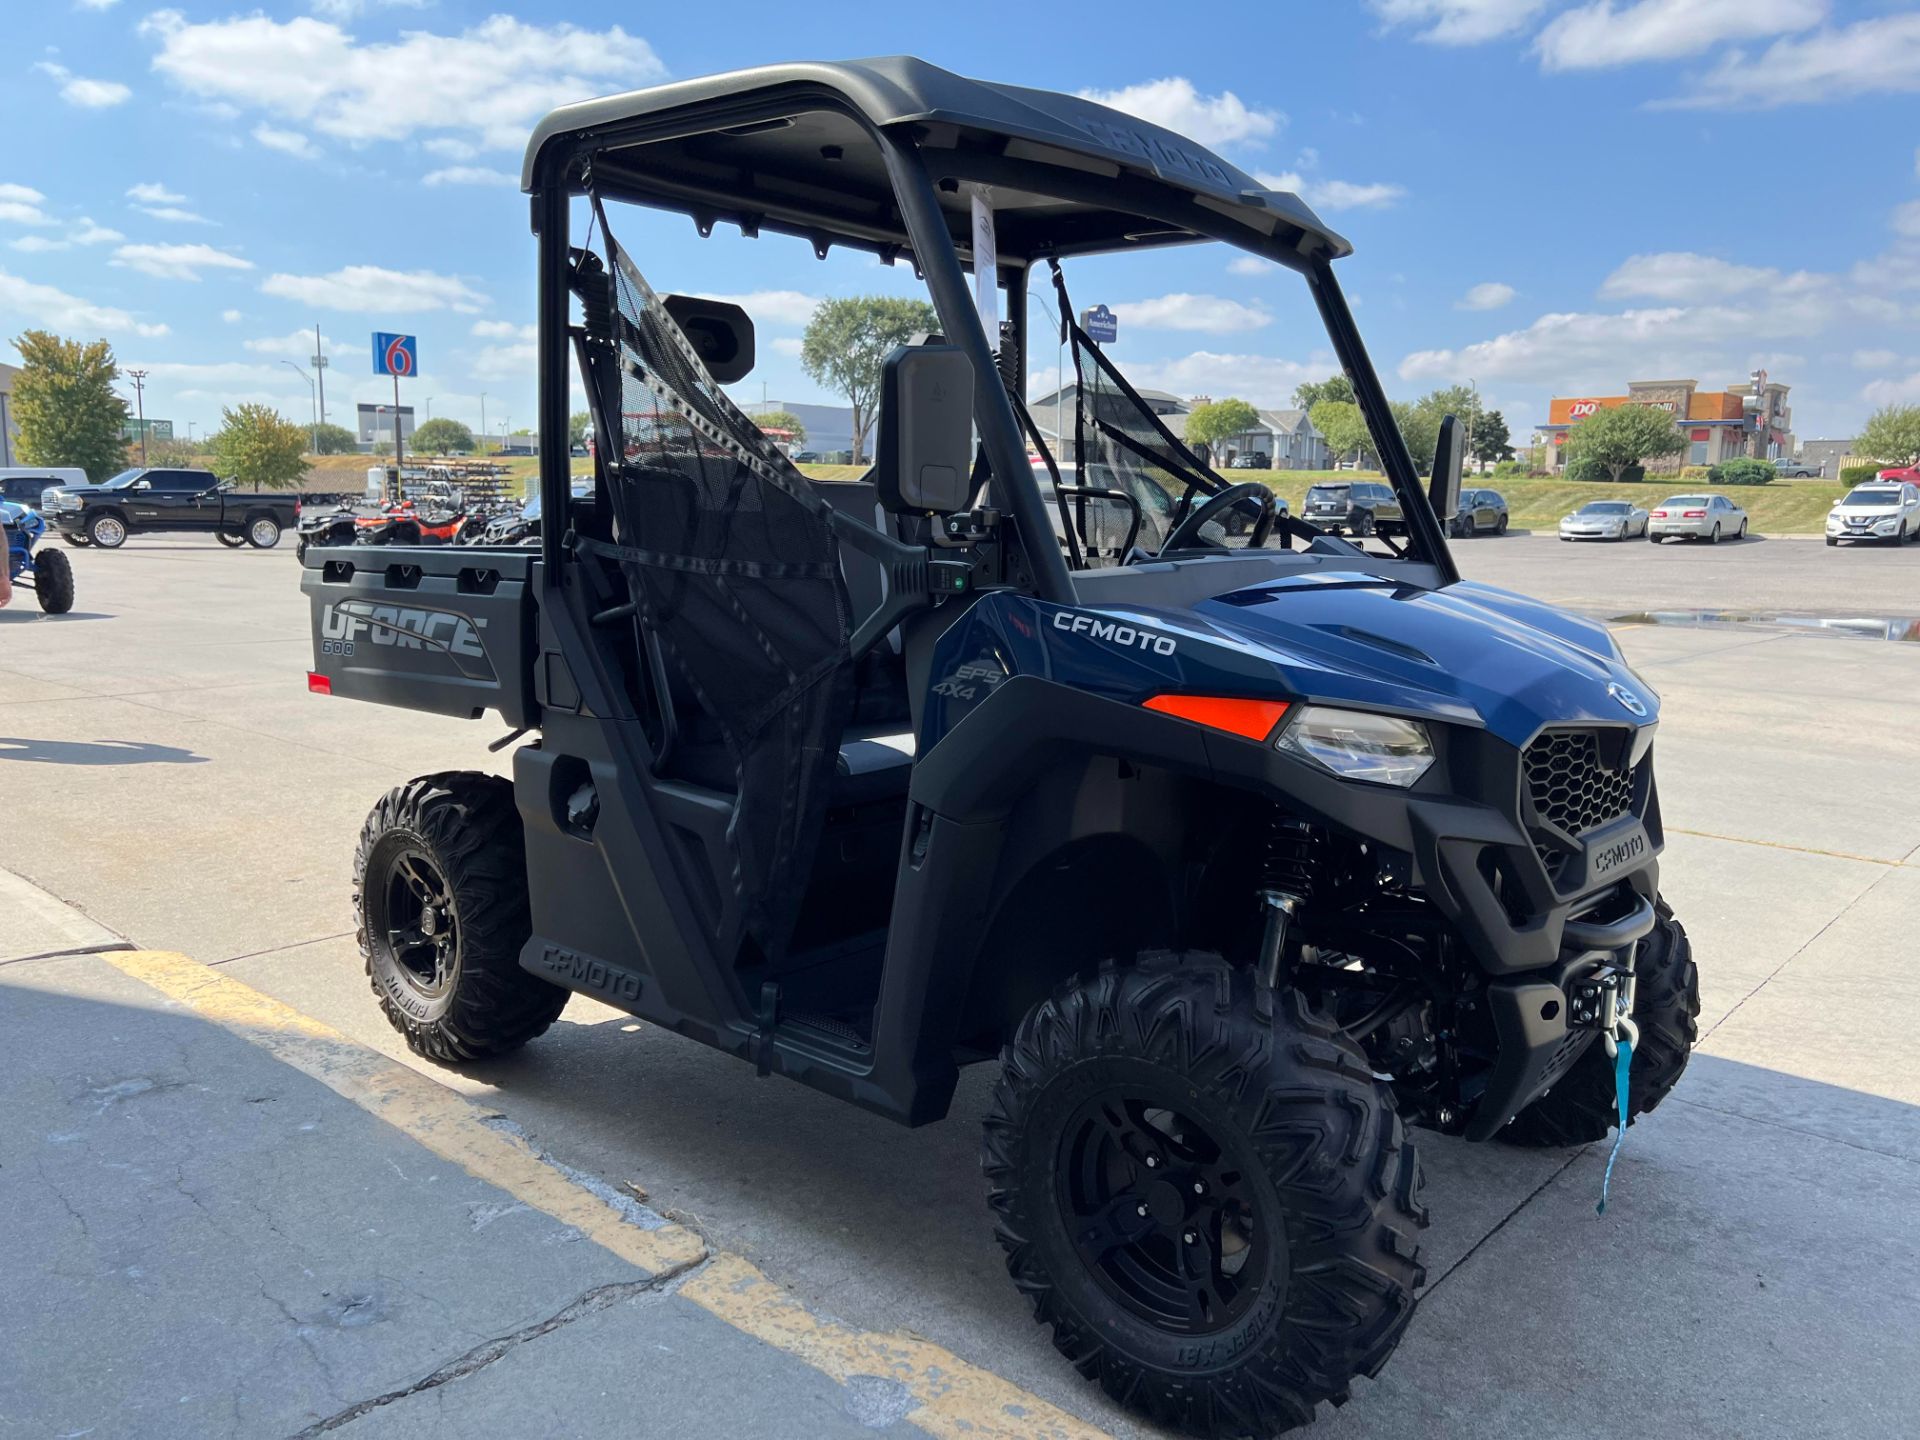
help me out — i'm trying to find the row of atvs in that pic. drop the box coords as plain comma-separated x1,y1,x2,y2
295,496,541,560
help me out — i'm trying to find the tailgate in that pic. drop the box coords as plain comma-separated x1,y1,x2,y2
302,545,537,726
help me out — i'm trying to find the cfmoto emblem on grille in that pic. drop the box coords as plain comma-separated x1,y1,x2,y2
1608,682,1648,717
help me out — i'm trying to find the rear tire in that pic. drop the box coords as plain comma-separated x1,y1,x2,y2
31,547,74,614
354,771,567,1063
1500,898,1698,1148
245,515,281,549
1353,511,1376,538
1495,514,1509,535
984,954,1427,1437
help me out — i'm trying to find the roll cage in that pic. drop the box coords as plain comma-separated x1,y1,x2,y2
525,56,1458,596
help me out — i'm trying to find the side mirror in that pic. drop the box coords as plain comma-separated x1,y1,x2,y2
1428,415,1465,520
131,479,151,492
660,294,754,383
876,344,974,515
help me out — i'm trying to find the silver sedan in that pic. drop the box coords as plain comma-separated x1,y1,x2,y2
1648,493,1749,543
1559,500,1648,542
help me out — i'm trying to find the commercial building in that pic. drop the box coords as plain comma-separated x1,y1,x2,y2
356,402,416,448
1798,438,1855,480
1028,383,1189,463
1540,377,1793,474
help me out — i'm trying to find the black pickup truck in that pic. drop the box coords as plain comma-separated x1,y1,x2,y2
46,467,301,550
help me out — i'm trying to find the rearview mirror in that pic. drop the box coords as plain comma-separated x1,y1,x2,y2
876,344,974,515
1428,415,1465,520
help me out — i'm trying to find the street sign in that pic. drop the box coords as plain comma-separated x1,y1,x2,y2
373,332,418,377
1082,304,1118,345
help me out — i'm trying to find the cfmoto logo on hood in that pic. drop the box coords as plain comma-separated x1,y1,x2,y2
1608,682,1648,717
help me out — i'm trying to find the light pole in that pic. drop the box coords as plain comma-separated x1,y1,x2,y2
425,396,435,421
312,324,328,428
188,421,197,446
480,393,488,452
0,389,11,466
282,360,318,453
127,368,149,465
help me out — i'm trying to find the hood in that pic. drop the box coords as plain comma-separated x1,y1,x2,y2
1170,572,1655,749
1830,505,1901,521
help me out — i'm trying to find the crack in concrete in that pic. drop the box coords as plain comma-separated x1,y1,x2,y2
1418,1151,1586,1300
282,1258,709,1437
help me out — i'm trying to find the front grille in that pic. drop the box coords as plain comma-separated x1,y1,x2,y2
1524,729,1635,838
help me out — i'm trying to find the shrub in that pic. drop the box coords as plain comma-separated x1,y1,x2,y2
1565,457,1645,484
1707,458,1775,486
1678,466,1711,482
1490,459,1528,478
1841,463,1890,487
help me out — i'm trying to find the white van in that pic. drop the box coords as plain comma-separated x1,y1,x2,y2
0,467,90,509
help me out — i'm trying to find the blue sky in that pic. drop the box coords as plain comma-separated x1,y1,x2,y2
3,0,1917,444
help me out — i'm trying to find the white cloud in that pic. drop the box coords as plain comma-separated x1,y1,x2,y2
1110,293,1272,334
1669,13,1920,108
221,308,243,323
312,0,428,18
770,336,804,358
141,10,666,151
34,62,133,109
243,328,335,359
468,322,537,381
1864,369,1920,406
73,218,122,245
1894,201,1920,241
1256,170,1405,212
1599,251,1823,301
134,205,211,224
1852,349,1899,369
1457,281,1517,311
1368,0,1549,45
471,320,535,340
76,0,122,9
423,137,479,161
0,267,167,337
1108,349,1336,408
126,183,185,205
1537,0,1822,72
692,290,820,327
12,236,70,253
112,241,253,281
0,184,53,227
1227,255,1269,277
253,124,318,159
1076,78,1281,148
422,166,518,187
263,264,488,313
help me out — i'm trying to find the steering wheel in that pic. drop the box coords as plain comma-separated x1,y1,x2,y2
1158,482,1277,556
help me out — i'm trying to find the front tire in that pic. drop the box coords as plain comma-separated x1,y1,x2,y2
984,955,1427,1437
1500,898,1698,1147
32,548,74,614
85,512,127,549
354,771,567,1063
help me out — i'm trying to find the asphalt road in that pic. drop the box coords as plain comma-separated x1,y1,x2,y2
3,532,1918,1438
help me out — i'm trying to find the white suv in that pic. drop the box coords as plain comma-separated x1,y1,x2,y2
1826,482,1920,546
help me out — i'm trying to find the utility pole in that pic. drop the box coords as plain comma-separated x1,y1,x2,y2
312,325,328,428
0,389,11,466
283,361,318,454
480,393,488,451
127,369,149,465
425,396,435,421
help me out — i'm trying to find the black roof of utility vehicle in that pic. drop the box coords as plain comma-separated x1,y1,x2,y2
521,55,1351,265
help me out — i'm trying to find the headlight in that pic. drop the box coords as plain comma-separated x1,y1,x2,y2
1276,705,1435,787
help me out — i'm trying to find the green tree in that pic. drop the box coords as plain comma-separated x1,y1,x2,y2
311,422,358,455
1856,405,1920,468
751,409,809,447
1470,409,1513,465
1309,400,1371,466
208,403,309,489
568,410,592,449
412,417,476,454
8,329,129,482
800,295,938,463
1292,374,1354,411
1392,399,1441,476
1564,403,1686,483
1184,398,1261,463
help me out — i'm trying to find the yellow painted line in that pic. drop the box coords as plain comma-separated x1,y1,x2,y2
104,951,1106,1440
680,1253,1107,1440
103,950,707,1277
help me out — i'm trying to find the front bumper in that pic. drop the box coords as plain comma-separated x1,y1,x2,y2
1559,527,1621,540
1828,522,1899,540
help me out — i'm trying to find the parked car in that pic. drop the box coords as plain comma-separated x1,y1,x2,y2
44,467,301,549
1647,493,1747,543
1302,479,1402,536
1876,464,1920,485
1558,499,1649,542
1825,481,1920,546
1449,487,1509,537
1771,457,1820,478
1230,451,1269,469
0,467,89,508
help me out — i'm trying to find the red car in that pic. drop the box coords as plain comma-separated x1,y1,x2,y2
1877,465,1920,485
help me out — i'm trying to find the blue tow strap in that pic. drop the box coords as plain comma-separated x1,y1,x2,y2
1596,1036,1632,1215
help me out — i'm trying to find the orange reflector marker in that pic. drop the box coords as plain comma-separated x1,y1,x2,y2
1142,694,1290,741
307,672,332,695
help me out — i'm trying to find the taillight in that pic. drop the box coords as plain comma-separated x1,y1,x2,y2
1683,509,1706,518
1651,510,1668,518
1142,694,1291,741
307,672,331,695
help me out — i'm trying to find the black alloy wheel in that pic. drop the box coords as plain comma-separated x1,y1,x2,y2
367,841,461,1007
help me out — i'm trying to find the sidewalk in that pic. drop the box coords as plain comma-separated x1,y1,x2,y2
0,874,1091,1440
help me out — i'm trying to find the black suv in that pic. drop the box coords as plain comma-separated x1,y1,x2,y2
1303,479,1402,536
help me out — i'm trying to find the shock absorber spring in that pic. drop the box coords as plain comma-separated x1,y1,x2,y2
1255,812,1324,989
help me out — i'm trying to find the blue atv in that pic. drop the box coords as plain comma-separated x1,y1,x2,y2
3,501,75,614
302,61,1701,1437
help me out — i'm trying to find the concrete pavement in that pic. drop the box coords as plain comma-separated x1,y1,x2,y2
3,535,1920,1437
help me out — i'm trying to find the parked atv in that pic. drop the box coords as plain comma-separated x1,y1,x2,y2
4,501,75,614
303,59,1697,1438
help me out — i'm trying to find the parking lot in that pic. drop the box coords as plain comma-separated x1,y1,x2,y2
5,532,1919,1438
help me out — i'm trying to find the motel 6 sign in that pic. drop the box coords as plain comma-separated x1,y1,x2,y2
373,332,419,377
